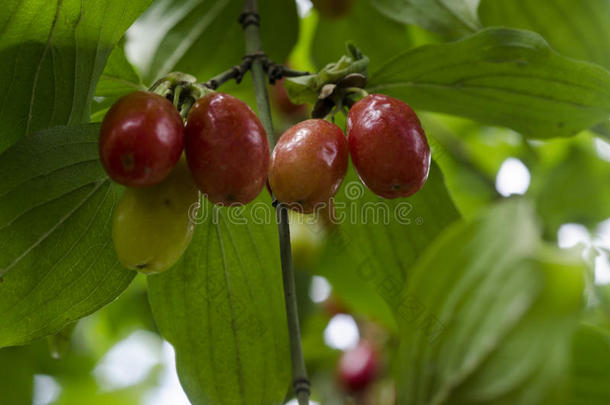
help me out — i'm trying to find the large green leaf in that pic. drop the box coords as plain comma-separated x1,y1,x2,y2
593,121,610,141
395,199,584,405
0,125,133,348
0,0,152,153
367,28,610,139
91,43,146,122
370,0,481,39
148,198,290,405
479,0,610,70
569,324,610,404
131,0,298,83
311,0,409,72
314,162,460,326
0,347,34,404
96,44,145,98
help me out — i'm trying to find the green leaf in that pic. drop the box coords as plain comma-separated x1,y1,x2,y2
592,121,610,141
311,0,409,72
0,347,34,404
530,138,610,236
419,113,500,218
370,0,481,39
47,321,77,359
0,125,133,348
394,199,584,405
91,43,145,123
569,324,610,404
479,0,610,70
367,28,610,139
0,0,152,154
96,44,145,98
132,0,298,83
314,162,460,326
147,199,290,405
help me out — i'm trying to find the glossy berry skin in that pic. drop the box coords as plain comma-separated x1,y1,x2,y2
112,158,199,274
269,119,348,214
347,94,430,199
338,341,378,392
99,91,184,187
185,92,270,205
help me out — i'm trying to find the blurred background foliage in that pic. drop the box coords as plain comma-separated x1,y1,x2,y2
1,0,610,404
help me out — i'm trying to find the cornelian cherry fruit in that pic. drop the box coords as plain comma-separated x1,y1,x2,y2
184,92,270,205
347,94,430,199
269,119,348,213
337,340,378,392
312,0,354,18
99,91,184,187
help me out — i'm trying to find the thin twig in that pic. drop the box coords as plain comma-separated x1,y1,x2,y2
281,68,310,77
200,52,309,90
203,60,252,90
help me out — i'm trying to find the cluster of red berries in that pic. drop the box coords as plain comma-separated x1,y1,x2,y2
99,90,431,209
99,90,269,205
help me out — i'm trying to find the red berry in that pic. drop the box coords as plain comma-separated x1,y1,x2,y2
347,94,430,199
269,119,348,213
312,0,354,18
338,341,378,392
99,91,184,187
322,294,349,317
184,92,270,205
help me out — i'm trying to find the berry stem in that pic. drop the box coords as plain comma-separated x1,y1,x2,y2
148,78,172,97
172,85,183,108
344,87,369,100
241,1,310,404
179,97,194,121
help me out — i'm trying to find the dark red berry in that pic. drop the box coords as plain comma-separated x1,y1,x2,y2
184,92,270,205
312,0,354,18
99,91,184,187
347,94,430,199
338,341,378,392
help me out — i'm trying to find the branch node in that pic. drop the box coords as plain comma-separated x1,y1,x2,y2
293,378,311,396
238,11,260,28
243,51,266,63
232,65,245,84
204,79,219,90
266,63,284,84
